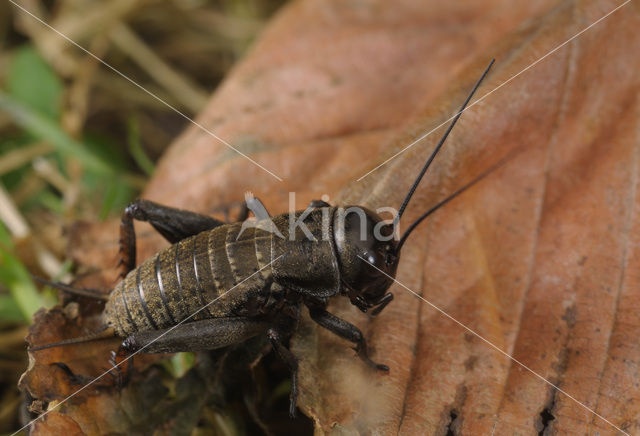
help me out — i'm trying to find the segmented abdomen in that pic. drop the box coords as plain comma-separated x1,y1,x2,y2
104,223,273,336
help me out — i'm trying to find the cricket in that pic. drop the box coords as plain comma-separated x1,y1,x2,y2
30,60,495,417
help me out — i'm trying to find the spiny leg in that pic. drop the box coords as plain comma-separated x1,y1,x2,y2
119,199,225,277
107,345,135,388
267,327,299,418
308,306,389,372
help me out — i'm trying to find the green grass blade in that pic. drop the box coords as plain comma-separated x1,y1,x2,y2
0,294,26,323
0,91,113,175
7,46,63,120
127,117,155,177
0,228,43,322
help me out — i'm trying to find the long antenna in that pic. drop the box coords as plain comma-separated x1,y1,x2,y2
32,275,109,301
396,149,517,251
393,59,495,230
28,327,116,351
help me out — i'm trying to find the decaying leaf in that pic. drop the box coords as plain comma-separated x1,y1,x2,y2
21,289,287,435
20,0,640,434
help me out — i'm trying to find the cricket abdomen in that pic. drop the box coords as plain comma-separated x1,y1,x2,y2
104,223,274,337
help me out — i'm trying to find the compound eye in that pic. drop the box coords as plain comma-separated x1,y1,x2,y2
363,251,377,265
363,245,389,267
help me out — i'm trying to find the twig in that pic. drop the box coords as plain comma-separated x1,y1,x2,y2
32,157,71,193
0,142,53,177
0,182,68,279
0,184,29,238
109,21,208,113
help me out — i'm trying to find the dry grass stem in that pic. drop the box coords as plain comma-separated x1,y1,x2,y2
109,21,209,112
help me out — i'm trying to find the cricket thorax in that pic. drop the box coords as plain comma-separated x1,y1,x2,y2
271,208,342,299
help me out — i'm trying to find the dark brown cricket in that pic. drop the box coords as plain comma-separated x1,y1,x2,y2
30,60,495,417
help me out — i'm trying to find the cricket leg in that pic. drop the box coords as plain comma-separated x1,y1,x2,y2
119,317,269,354
267,327,299,417
107,346,134,388
119,199,225,276
308,306,389,372
108,317,267,388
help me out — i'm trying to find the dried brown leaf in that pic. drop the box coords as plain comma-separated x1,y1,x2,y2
21,0,640,434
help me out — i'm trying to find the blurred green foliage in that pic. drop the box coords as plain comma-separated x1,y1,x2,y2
0,46,143,323
6,47,62,120
0,222,45,322
0,46,143,217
